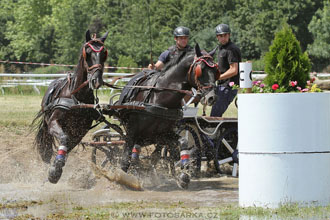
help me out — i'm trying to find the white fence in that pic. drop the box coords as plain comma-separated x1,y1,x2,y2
0,72,132,94
1,72,329,95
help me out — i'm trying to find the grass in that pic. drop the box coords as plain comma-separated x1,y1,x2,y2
9,201,330,219
0,93,238,127
0,94,43,127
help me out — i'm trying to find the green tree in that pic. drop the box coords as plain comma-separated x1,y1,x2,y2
231,0,322,60
0,0,15,61
275,0,323,52
264,24,311,90
96,0,126,66
181,0,234,52
146,0,183,65
0,0,325,71
50,0,101,64
307,1,330,71
5,0,54,62
116,55,138,73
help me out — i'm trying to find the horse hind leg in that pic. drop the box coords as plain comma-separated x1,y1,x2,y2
175,138,191,189
120,139,135,172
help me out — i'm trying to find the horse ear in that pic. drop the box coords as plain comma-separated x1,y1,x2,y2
100,31,109,43
195,43,202,57
86,30,91,42
208,47,217,57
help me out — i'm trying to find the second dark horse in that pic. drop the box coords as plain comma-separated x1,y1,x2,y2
113,44,219,188
33,30,109,184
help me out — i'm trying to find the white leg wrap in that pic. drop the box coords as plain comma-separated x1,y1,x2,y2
58,145,67,152
180,150,190,156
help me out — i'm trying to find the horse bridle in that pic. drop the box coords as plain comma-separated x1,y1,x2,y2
71,39,108,95
187,55,220,91
82,39,108,79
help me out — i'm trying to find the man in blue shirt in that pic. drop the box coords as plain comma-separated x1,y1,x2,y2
148,26,192,71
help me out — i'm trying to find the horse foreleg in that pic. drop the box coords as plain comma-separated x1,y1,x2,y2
176,137,191,189
150,144,163,166
47,117,69,184
120,139,134,172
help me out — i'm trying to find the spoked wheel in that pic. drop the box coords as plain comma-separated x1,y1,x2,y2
214,127,238,176
176,123,202,178
91,124,125,169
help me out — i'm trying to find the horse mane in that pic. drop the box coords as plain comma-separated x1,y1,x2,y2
161,49,195,73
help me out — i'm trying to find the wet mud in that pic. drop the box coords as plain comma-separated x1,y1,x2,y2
0,126,238,218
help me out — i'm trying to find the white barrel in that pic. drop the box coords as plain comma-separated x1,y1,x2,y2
239,62,252,88
238,92,330,208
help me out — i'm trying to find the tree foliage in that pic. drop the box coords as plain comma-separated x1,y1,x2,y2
264,24,311,90
0,0,327,72
307,1,330,71
5,0,53,62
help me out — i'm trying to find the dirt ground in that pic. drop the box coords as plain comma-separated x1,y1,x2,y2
0,125,238,219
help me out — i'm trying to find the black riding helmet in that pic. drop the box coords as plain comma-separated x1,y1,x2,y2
215,24,231,35
173,26,190,37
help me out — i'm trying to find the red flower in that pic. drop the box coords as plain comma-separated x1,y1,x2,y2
290,81,297,87
272,84,279,90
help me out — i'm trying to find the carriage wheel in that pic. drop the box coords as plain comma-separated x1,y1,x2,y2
91,124,125,169
176,123,202,177
214,127,238,177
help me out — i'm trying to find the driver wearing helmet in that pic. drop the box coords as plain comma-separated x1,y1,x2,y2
148,26,193,71
210,23,241,117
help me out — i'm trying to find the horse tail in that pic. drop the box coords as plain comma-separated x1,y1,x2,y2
31,110,55,164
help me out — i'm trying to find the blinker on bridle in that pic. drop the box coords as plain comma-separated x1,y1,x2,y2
188,55,220,91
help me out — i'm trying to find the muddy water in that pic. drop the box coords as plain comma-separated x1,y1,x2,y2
0,175,238,218
0,126,238,219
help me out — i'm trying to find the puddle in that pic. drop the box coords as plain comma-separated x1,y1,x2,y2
0,176,238,218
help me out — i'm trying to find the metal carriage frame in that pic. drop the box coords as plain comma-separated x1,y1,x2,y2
176,109,238,177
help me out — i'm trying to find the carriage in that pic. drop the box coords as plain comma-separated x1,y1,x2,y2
84,99,239,184
33,30,238,189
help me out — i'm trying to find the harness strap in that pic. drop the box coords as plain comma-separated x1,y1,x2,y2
71,80,89,95
125,85,193,95
70,103,146,110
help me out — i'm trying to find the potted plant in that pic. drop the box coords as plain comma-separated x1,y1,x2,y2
237,24,330,208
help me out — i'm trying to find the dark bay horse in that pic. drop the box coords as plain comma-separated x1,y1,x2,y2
113,44,219,188
33,30,109,183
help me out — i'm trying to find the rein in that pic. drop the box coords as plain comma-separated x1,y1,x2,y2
125,85,194,95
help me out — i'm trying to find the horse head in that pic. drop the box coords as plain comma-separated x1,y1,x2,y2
82,30,109,90
187,44,219,106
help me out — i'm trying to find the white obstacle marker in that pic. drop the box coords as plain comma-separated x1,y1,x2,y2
238,92,330,208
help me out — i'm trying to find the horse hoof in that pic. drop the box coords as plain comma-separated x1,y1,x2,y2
120,162,130,173
48,159,65,184
131,157,140,167
177,172,190,189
